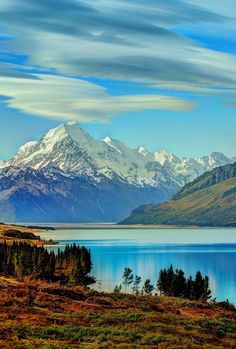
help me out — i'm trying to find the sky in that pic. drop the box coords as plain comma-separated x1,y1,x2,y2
0,0,236,160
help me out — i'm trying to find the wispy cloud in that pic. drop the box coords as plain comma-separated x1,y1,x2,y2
0,0,236,122
0,0,235,86
0,74,192,122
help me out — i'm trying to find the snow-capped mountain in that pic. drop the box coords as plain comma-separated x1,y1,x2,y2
196,152,233,171
154,150,233,183
0,122,234,222
9,123,182,188
11,123,153,185
9,122,233,187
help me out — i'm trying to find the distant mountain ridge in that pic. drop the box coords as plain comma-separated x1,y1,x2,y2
1,123,234,185
0,122,235,222
121,162,236,227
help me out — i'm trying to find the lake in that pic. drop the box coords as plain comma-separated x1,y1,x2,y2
39,228,236,304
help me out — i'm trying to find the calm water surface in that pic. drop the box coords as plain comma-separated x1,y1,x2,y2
39,228,236,304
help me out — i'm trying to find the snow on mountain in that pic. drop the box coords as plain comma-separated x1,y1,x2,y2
103,136,122,154
138,147,149,156
154,150,181,166
0,160,8,169
8,123,234,189
154,150,233,183
197,152,233,171
10,123,158,186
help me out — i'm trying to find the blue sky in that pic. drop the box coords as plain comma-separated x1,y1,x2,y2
0,0,236,160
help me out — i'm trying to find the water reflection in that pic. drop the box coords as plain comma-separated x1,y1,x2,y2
42,228,236,303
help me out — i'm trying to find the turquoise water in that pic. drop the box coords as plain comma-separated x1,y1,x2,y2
39,228,236,304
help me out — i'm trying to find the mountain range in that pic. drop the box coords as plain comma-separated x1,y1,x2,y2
0,122,235,222
121,162,236,227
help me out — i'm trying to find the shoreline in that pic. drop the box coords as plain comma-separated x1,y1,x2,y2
0,223,58,245
12,222,236,230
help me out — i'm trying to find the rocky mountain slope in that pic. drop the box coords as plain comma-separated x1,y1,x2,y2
121,163,236,226
0,122,234,222
0,166,173,222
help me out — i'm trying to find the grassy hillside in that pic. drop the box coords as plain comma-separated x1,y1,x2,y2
0,276,235,349
121,163,236,226
0,224,42,245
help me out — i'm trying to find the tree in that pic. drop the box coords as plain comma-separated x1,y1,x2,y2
157,269,167,295
202,276,211,302
132,275,141,294
193,271,205,300
173,269,186,297
0,242,95,287
184,276,194,299
113,284,122,294
157,266,212,302
166,265,175,296
157,265,174,296
122,267,134,292
142,279,154,295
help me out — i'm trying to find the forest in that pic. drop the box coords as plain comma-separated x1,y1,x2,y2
116,265,211,302
0,242,211,301
0,242,95,286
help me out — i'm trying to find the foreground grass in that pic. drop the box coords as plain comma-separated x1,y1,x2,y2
0,277,235,349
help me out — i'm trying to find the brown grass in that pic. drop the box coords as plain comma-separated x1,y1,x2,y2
0,224,56,245
0,276,235,349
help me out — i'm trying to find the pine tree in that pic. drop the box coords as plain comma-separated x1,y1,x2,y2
173,269,186,297
193,271,205,300
132,275,142,294
0,242,94,287
142,279,154,295
157,269,167,295
184,276,194,299
166,265,175,296
122,267,134,293
202,276,212,302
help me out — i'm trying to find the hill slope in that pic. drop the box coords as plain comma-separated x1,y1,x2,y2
0,277,235,349
121,163,236,226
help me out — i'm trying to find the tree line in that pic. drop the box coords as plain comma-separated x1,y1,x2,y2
114,265,211,302
0,242,212,301
0,242,95,286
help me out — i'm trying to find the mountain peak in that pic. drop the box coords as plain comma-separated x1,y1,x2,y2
138,146,149,156
43,123,67,142
154,149,180,166
210,151,230,160
64,122,91,144
197,151,232,170
103,136,112,144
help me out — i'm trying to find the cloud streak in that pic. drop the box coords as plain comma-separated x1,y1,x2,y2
0,0,236,122
0,74,193,122
1,0,236,87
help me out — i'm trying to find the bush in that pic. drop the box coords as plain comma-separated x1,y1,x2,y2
3,230,39,240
